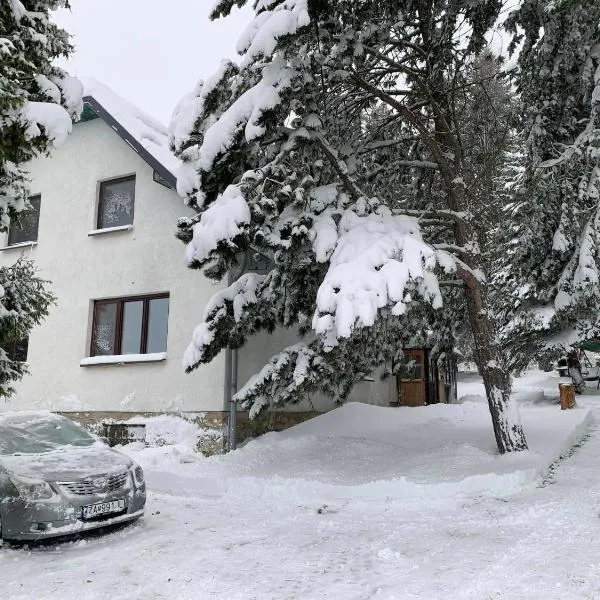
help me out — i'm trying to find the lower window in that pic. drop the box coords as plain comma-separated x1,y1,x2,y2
91,294,169,356
6,338,28,362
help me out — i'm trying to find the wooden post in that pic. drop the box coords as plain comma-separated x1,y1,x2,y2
559,383,576,410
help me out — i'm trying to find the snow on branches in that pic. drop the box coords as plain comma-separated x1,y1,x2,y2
200,58,296,171
170,57,298,203
234,343,320,418
170,59,240,199
0,1,82,227
18,101,74,147
182,196,449,380
309,206,337,263
171,0,310,204
313,208,442,348
184,185,250,267
170,59,236,156
237,0,310,68
183,272,266,370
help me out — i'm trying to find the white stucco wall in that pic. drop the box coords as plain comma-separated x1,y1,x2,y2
238,327,396,412
0,118,226,413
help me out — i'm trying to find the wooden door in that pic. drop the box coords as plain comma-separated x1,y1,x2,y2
397,349,427,406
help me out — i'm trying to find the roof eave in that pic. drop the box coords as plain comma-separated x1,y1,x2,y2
82,95,177,190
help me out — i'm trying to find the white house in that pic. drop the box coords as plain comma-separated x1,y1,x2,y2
0,79,233,420
0,79,452,445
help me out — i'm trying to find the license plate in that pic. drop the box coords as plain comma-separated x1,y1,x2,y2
82,499,126,519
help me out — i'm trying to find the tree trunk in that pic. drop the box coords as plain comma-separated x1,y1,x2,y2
428,87,528,452
463,277,528,453
430,106,529,453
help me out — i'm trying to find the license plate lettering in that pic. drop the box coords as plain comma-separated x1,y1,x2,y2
82,499,125,519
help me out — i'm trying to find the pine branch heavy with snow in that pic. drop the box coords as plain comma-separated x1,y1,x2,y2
0,1,82,226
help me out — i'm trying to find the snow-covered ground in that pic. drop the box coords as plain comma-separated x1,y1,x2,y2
3,370,600,599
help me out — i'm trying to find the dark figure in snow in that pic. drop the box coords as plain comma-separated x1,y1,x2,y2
557,357,569,377
567,350,586,393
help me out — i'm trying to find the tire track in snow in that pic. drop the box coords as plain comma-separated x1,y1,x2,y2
456,408,600,599
538,422,596,488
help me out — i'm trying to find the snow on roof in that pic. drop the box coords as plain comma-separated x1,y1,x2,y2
80,77,180,182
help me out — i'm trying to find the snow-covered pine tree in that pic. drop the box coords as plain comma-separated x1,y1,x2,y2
171,0,528,453
0,1,80,395
1,1,82,224
503,0,600,370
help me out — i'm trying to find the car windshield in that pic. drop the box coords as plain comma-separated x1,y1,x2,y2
0,414,95,455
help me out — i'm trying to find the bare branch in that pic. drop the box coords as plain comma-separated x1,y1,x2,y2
349,71,456,191
393,208,467,223
363,45,423,77
438,280,465,287
415,219,456,227
433,243,473,261
359,137,419,153
364,159,438,179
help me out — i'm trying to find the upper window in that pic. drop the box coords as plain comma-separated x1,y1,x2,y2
91,294,169,357
8,195,41,246
97,176,135,230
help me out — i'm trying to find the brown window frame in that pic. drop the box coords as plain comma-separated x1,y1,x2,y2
97,175,136,230
8,195,41,246
90,293,169,357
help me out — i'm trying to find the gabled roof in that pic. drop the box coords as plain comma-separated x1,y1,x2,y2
78,77,179,189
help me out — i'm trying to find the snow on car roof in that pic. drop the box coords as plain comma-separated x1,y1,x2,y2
0,410,61,425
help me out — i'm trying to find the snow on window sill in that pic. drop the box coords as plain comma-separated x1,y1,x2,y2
0,241,38,251
80,352,167,366
88,225,133,236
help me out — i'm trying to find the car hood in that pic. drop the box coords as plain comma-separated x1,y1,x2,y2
0,444,132,482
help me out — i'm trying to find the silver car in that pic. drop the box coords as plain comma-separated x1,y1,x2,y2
0,411,146,543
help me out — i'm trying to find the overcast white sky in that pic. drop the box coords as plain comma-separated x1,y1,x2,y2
53,1,252,124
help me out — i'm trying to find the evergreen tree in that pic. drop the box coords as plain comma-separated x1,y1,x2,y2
0,0,82,224
503,0,600,370
171,0,528,452
0,1,80,396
